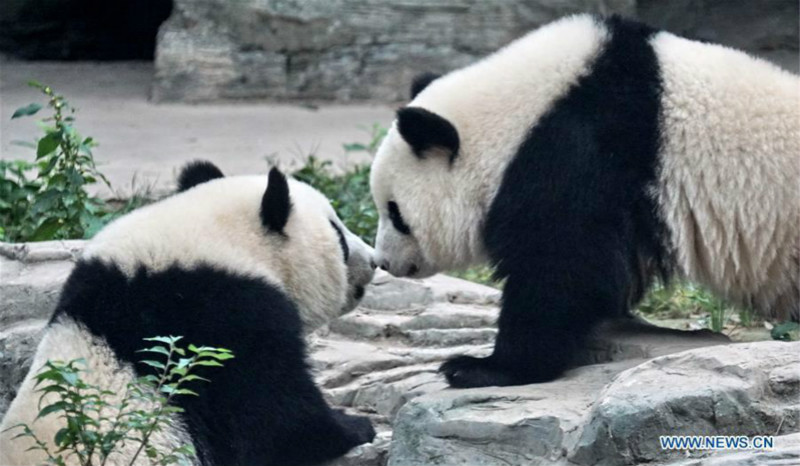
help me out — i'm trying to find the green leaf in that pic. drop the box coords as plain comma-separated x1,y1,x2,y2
36,401,68,420
11,103,42,119
36,385,67,396
38,156,59,177
181,374,210,383
159,385,174,396
144,336,182,345
2,423,29,434
137,346,171,357
30,218,62,241
139,360,166,370
54,427,70,447
66,167,83,187
30,190,60,215
36,133,60,159
174,388,199,396
192,360,223,367
61,370,79,386
176,358,193,370
343,143,367,152
771,321,800,341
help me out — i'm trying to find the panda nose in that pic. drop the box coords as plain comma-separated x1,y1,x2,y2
369,259,378,270
380,260,390,271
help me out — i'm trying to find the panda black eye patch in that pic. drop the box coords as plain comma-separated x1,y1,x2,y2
388,201,411,235
330,221,349,263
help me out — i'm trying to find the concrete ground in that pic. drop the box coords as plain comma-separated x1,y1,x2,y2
0,60,394,197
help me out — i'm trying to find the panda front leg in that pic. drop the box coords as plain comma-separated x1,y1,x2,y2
440,247,630,388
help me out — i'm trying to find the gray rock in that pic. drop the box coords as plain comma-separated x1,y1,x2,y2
0,320,46,417
152,0,797,102
1,240,797,466
327,431,392,466
0,241,83,327
570,341,800,466
152,0,639,102
638,0,799,73
388,361,640,466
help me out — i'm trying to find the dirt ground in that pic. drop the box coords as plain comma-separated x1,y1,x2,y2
0,60,394,197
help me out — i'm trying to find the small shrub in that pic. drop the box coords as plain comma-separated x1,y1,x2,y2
771,321,799,341
1,82,150,243
447,265,500,288
294,125,387,244
294,157,377,243
635,282,762,334
4,336,233,466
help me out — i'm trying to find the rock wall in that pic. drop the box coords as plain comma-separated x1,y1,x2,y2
2,240,799,466
152,0,798,102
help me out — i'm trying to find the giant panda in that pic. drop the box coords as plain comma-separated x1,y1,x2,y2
0,161,377,465
370,14,800,388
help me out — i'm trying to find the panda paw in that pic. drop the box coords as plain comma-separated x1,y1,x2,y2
439,355,518,388
332,409,376,445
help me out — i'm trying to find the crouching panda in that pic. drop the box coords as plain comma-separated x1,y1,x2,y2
0,161,377,465
370,14,799,388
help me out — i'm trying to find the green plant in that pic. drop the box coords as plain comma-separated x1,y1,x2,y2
294,125,387,244
342,123,388,156
295,157,378,243
447,265,501,288
2,82,111,242
636,282,755,333
5,336,233,466
771,321,799,341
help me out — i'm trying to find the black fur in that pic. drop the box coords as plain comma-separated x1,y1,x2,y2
330,221,350,262
261,167,292,234
51,259,375,466
410,72,441,99
387,201,411,235
441,16,670,387
177,160,225,192
396,107,460,162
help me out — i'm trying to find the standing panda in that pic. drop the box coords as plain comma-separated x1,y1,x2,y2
370,14,799,388
0,161,377,465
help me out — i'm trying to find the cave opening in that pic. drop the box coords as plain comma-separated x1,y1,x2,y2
0,0,173,60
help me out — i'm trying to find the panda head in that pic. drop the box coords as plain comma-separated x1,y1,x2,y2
87,161,375,329
370,74,493,278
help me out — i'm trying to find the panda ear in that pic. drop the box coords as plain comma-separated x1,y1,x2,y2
177,160,224,192
261,167,292,234
410,72,440,100
397,107,460,162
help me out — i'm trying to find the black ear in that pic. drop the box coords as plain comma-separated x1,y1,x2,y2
177,160,224,192
397,107,460,162
410,72,441,99
261,167,292,234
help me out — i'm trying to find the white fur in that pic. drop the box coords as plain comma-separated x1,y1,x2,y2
371,15,609,277
0,174,375,466
84,175,374,329
0,320,193,466
371,15,799,319
651,32,800,319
